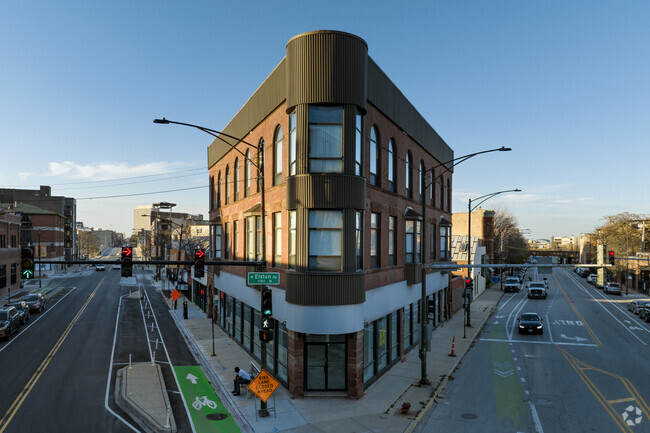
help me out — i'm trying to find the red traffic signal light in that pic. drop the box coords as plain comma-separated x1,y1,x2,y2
194,249,205,278
465,277,472,285
121,246,133,277
608,251,615,265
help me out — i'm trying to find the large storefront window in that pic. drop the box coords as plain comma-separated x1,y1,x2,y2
305,334,346,391
376,317,388,372
308,106,343,173
391,312,399,361
243,304,252,350
363,323,374,383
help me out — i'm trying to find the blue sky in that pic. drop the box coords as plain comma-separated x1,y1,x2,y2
1,1,648,239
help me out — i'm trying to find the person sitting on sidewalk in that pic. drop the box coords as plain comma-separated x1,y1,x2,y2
232,366,252,396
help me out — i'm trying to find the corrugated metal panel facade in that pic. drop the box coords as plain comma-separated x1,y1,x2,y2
207,59,287,168
286,30,367,112
367,58,454,167
286,272,365,305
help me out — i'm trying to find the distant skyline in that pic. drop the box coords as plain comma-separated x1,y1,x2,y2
1,1,648,239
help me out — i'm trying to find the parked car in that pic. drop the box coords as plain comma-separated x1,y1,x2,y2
587,274,597,285
604,282,622,295
518,312,544,335
96,264,106,271
527,282,548,299
22,293,46,313
639,305,650,322
3,301,30,324
0,307,21,340
112,264,121,270
504,277,521,293
578,268,591,278
628,299,650,314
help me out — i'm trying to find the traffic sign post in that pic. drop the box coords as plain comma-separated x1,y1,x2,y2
248,272,280,285
247,369,279,409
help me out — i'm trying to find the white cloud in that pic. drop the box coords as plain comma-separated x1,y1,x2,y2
18,172,32,181
45,160,195,181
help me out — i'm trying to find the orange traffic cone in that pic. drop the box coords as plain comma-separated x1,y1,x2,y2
448,336,457,357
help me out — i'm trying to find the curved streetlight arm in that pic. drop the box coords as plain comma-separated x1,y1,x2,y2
425,146,511,187
469,188,521,212
154,118,260,169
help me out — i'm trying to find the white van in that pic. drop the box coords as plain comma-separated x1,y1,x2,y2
527,281,548,299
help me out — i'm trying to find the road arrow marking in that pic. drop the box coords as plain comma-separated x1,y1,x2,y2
494,369,514,378
186,373,198,384
560,334,588,342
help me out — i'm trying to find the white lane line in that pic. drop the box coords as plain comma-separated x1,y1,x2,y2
563,271,648,345
139,298,153,361
104,294,142,432
498,292,519,311
545,313,554,344
141,287,197,433
528,401,545,433
479,338,597,347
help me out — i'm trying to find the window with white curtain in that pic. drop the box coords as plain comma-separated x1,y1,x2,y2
309,106,343,173
308,210,342,271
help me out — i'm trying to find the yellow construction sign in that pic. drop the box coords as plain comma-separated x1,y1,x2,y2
247,369,279,403
170,289,181,301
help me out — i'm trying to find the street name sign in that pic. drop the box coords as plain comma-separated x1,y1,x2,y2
247,272,280,285
247,369,279,403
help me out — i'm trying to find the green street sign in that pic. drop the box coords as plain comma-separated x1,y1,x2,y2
247,272,280,285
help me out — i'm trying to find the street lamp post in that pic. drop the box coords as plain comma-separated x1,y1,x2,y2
419,146,511,385
466,188,521,330
154,117,269,415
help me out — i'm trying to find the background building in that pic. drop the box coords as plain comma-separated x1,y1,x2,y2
0,186,77,260
206,31,454,398
0,206,21,297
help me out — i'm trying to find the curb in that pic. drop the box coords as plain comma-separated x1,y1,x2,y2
404,291,504,433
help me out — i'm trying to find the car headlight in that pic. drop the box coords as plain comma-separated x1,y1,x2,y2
519,325,525,329
536,325,543,329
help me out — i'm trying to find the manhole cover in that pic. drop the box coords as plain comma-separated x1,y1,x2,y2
206,413,228,421
460,413,478,420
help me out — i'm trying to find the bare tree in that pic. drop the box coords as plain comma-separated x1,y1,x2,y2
595,212,647,270
78,231,100,258
494,209,529,264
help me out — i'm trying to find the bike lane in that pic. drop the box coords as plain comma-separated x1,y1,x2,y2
173,365,241,433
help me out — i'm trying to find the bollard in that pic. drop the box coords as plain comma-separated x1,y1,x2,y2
183,300,188,320
151,350,156,365
164,405,171,429
448,336,457,357
151,322,155,332
155,338,159,351
129,354,132,369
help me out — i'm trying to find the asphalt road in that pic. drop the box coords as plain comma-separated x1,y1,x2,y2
0,259,200,433
416,257,650,433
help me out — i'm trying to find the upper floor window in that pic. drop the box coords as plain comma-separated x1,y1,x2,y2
225,166,230,205
405,220,415,264
446,179,451,212
233,220,239,260
419,161,425,202
439,225,450,260
369,126,379,186
246,215,262,261
213,225,222,259
274,126,283,185
405,151,412,199
273,212,282,267
388,216,396,265
388,140,396,192
356,211,363,270
217,172,222,208
309,106,343,173
355,113,363,176
288,211,296,269
210,175,215,210
430,223,436,261
440,178,444,210
245,150,251,197
224,222,229,259
370,213,379,268
289,112,297,176
234,158,240,201
308,210,342,271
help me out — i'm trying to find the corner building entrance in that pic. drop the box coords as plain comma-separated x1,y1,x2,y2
305,334,346,391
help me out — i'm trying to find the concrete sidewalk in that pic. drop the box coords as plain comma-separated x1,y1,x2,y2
161,282,503,433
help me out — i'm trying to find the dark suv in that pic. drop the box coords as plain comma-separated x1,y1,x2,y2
4,301,30,324
0,307,21,340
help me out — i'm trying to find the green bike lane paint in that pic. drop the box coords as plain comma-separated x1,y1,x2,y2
174,365,241,433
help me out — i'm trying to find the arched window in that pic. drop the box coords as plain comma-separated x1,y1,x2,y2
405,151,412,199
289,112,297,176
217,172,222,208
439,176,445,210
274,126,282,185
225,166,230,205
370,126,379,186
388,139,396,192
245,150,251,197
209,175,215,210
446,179,451,212
258,139,264,191
419,161,425,202
234,158,240,201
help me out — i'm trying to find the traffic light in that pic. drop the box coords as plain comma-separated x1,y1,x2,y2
21,247,35,279
259,329,274,342
121,246,133,277
465,277,473,290
261,287,272,317
608,251,615,266
194,249,205,278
